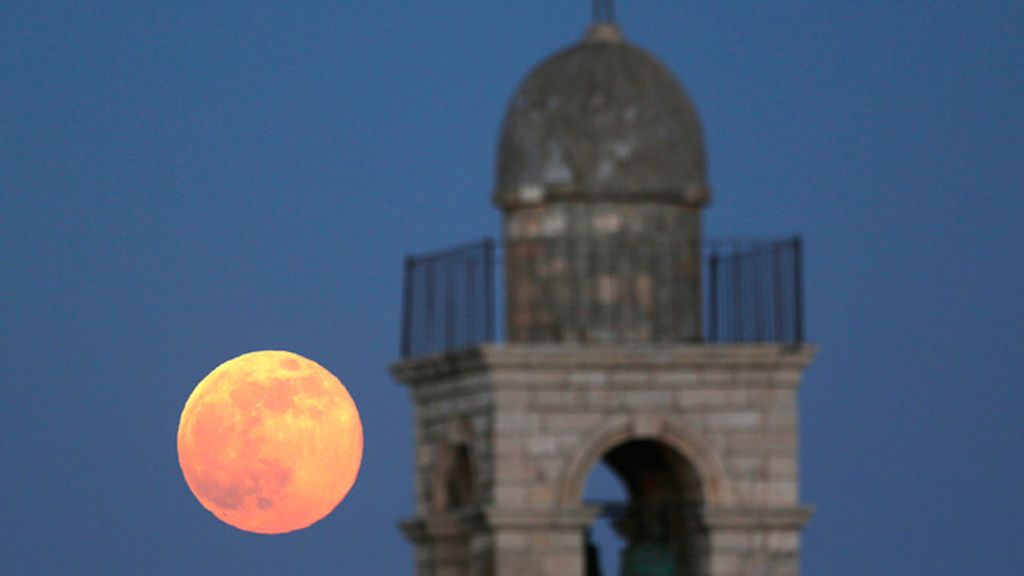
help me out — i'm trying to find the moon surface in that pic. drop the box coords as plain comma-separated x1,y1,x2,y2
177,350,363,534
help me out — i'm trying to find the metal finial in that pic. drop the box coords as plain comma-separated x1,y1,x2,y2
592,0,616,24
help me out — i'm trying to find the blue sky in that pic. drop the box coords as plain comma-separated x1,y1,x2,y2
2,2,1022,574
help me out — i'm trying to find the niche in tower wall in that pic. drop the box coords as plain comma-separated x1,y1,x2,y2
424,430,479,576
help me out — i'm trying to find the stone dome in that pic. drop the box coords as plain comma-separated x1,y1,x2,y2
494,25,710,208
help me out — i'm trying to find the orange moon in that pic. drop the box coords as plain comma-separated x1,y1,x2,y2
177,350,363,534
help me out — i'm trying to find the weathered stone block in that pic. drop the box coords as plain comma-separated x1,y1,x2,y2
767,531,800,552
652,371,698,386
729,456,764,479
540,553,582,576
494,531,527,550
765,406,798,433
765,481,798,503
527,485,556,505
698,370,734,388
610,370,652,386
567,371,608,386
533,389,584,407
527,436,559,456
493,389,531,409
494,553,536,575
493,434,526,455
493,486,527,507
714,530,755,550
542,412,601,432
711,551,742,574
585,388,616,407
768,456,797,479
622,389,674,408
494,411,540,433
705,410,762,431
493,459,537,483
727,432,797,455
675,388,740,408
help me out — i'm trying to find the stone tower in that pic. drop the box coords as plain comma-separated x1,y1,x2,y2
498,22,708,346
393,19,814,576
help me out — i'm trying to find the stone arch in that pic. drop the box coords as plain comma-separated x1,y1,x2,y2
556,414,731,509
430,419,479,514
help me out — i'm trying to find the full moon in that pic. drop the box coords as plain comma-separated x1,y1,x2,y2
177,350,363,534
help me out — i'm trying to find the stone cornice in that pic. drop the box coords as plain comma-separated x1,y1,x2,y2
400,506,602,540
402,505,813,538
494,184,711,210
703,505,814,530
399,511,475,543
483,505,602,530
391,343,817,386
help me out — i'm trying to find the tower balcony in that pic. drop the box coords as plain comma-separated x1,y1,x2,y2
399,237,804,358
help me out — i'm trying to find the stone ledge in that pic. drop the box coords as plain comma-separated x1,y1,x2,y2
391,347,491,384
704,505,814,530
392,343,817,385
401,505,603,539
484,505,601,530
404,504,814,540
400,512,476,543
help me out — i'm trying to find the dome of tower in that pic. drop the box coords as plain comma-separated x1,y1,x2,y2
495,24,710,208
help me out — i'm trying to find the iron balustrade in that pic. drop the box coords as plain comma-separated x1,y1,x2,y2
401,239,495,359
705,237,804,344
400,237,803,357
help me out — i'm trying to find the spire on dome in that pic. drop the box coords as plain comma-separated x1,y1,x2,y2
592,0,616,24
587,1,622,43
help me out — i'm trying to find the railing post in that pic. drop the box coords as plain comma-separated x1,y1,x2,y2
732,249,743,341
483,238,495,344
793,236,804,344
401,256,415,357
753,246,765,342
708,250,719,342
424,260,435,355
772,242,784,341
445,259,456,351
466,255,476,346
402,236,803,354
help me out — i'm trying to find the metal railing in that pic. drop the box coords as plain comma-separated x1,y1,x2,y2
401,239,495,358
400,237,803,358
705,237,803,344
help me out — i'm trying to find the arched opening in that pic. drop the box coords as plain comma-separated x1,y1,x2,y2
582,440,708,576
444,444,475,511
426,440,477,576
584,460,629,575
430,437,478,514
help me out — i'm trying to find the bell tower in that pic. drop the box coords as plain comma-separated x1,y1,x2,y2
393,14,814,576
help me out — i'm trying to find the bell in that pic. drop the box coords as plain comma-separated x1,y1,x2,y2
621,541,677,576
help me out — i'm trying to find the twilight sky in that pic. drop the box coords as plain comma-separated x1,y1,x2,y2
2,2,1022,574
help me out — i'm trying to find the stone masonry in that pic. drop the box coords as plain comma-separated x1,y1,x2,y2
392,343,815,576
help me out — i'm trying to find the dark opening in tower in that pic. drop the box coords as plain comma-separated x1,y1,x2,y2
584,440,708,576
